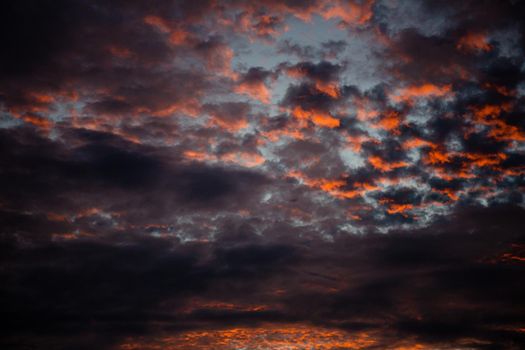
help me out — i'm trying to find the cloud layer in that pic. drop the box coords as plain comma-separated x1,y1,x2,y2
1,1,524,349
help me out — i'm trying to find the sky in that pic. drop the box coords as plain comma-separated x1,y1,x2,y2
1,0,525,349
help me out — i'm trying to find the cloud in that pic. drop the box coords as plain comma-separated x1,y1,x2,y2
1,0,525,349
1,204,524,349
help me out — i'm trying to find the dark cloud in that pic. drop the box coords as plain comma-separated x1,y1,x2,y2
281,83,340,111
1,205,524,349
0,127,269,239
283,60,344,82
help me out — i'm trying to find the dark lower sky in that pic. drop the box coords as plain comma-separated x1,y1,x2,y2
1,1,525,349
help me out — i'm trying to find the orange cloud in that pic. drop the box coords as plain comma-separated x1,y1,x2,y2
183,150,265,168
470,104,525,142
20,114,53,129
208,116,249,132
457,33,492,52
183,150,215,162
31,93,54,104
8,93,57,127
143,15,170,33
368,156,408,172
345,134,378,152
261,128,305,143
463,152,507,168
391,84,452,103
433,187,460,201
315,81,340,98
288,171,379,200
107,45,132,58
253,14,286,38
205,44,236,78
386,203,414,216
181,298,269,314
169,29,190,45
292,106,340,128
143,15,190,46
402,138,435,150
353,97,380,121
488,122,525,142
372,110,403,134
221,151,266,167
483,83,516,97
321,0,375,27
426,149,451,165
472,104,511,119
494,244,525,264
235,81,271,104
288,171,359,199
284,67,340,98
151,99,201,117
118,324,376,350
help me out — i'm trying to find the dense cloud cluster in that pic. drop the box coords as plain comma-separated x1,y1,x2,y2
1,0,524,349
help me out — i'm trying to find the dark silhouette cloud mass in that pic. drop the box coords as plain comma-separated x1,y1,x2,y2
1,1,524,349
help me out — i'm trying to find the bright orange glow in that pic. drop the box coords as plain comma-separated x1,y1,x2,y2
386,203,414,215
118,325,376,350
368,156,408,172
488,120,525,142
292,106,340,128
463,152,507,168
432,167,475,181
472,104,511,119
183,150,214,162
373,110,402,134
471,104,525,142
402,138,435,149
311,113,341,128
287,170,370,199
315,81,340,98
396,345,426,350
319,179,346,192
437,188,460,201
426,149,451,164
391,84,452,103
